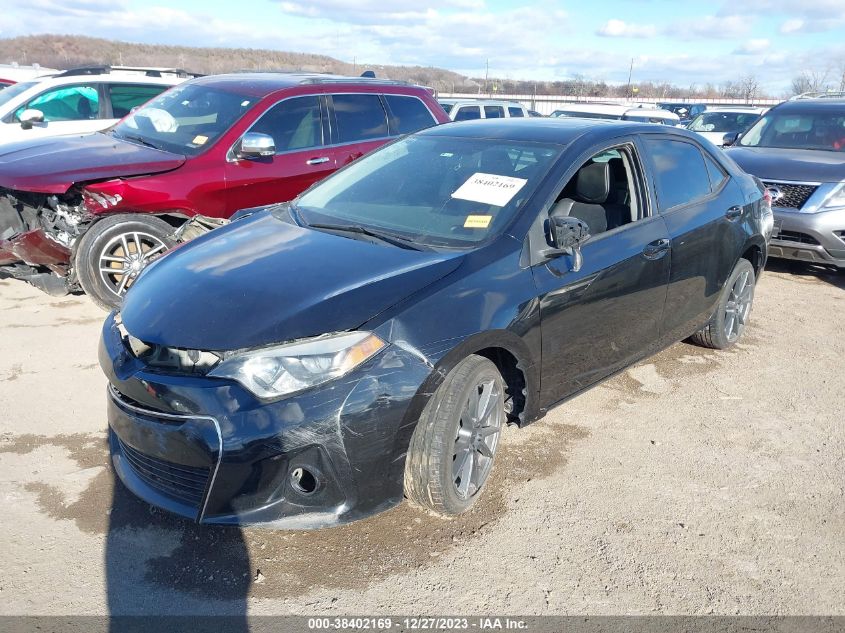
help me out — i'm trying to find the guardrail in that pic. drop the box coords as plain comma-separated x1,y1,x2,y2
438,93,783,116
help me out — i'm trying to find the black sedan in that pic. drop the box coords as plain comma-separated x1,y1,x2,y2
100,118,772,528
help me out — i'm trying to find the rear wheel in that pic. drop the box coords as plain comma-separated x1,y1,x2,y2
74,214,174,311
690,258,756,350
404,355,505,516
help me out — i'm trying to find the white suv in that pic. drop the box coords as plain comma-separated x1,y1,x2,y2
438,99,529,121
0,66,197,146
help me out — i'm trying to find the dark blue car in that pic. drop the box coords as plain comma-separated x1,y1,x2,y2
100,118,772,528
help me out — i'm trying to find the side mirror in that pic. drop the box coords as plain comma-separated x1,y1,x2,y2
19,108,44,130
545,215,590,272
722,131,741,147
237,132,275,159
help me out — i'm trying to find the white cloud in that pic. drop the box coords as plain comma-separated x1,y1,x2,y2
669,14,751,39
734,38,770,54
596,19,657,38
780,18,805,33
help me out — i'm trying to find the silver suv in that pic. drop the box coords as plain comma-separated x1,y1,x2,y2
724,97,845,269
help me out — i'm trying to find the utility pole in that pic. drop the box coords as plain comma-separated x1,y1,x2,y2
626,58,634,99
484,59,489,96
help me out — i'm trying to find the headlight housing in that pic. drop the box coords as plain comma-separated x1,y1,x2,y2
208,331,386,399
821,183,845,212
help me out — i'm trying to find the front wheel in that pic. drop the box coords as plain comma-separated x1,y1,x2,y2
404,355,505,516
690,258,756,350
74,214,174,311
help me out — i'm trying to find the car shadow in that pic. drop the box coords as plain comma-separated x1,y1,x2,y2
106,477,251,631
765,258,845,290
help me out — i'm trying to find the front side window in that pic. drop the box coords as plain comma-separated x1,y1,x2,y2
295,135,561,248
508,106,524,118
111,83,257,156
332,93,388,143
108,84,168,118
484,105,504,119
16,84,99,122
455,106,480,121
739,110,845,151
250,95,323,152
384,95,436,136
645,138,711,211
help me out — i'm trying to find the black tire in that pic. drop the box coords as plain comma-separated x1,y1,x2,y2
404,355,505,516
690,258,756,350
74,214,174,311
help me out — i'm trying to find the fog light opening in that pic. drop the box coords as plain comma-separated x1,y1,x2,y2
290,467,318,495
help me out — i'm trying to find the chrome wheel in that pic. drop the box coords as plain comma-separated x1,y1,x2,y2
724,268,753,342
452,379,503,500
98,231,167,297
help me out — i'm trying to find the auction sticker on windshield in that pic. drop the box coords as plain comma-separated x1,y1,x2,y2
452,172,527,207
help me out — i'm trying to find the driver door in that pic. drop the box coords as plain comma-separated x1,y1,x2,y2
531,140,671,407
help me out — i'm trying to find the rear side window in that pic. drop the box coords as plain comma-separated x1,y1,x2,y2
384,95,436,135
645,138,712,211
484,105,504,119
332,94,388,143
508,106,524,118
703,152,728,191
455,106,480,121
108,84,168,118
17,84,99,122
250,95,324,152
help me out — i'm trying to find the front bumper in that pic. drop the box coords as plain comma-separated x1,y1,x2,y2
99,314,433,528
769,207,845,269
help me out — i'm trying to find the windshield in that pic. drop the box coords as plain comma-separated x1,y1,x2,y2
111,83,258,156
295,135,561,248
0,81,38,110
739,110,845,151
689,111,759,133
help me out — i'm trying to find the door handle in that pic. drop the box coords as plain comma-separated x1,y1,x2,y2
642,238,670,260
306,157,330,165
725,206,743,220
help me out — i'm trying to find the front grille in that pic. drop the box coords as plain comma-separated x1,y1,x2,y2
118,438,210,507
774,230,820,245
763,181,818,209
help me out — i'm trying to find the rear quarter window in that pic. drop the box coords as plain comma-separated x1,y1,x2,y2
507,106,524,118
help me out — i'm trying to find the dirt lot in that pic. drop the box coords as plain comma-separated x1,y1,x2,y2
0,260,843,617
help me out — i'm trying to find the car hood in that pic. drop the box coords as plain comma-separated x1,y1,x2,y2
121,210,465,351
723,146,845,183
0,133,185,194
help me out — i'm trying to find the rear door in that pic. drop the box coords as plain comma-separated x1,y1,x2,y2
640,135,749,343
326,92,391,167
223,94,336,212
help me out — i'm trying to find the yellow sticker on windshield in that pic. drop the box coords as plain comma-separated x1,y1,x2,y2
464,215,492,228
192,135,208,145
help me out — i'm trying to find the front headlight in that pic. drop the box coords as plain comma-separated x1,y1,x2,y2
821,183,845,212
209,331,386,399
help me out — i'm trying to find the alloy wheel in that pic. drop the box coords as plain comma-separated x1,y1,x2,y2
98,231,168,297
452,379,503,500
724,269,753,342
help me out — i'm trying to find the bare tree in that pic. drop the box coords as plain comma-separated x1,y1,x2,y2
738,74,760,103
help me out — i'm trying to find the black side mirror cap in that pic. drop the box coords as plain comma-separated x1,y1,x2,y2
722,132,741,147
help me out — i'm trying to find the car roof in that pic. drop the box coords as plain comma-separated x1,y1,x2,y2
421,117,693,145
187,72,424,98
773,98,845,113
439,98,523,106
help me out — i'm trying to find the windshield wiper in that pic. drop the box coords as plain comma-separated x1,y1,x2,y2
307,222,428,251
118,133,162,151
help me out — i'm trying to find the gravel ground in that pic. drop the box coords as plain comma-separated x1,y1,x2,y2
0,260,843,616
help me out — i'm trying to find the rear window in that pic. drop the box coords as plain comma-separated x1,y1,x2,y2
108,84,168,118
645,138,712,211
455,106,481,121
484,105,504,119
332,93,388,144
384,95,436,136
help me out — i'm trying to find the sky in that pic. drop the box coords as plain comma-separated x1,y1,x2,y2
2,0,845,93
